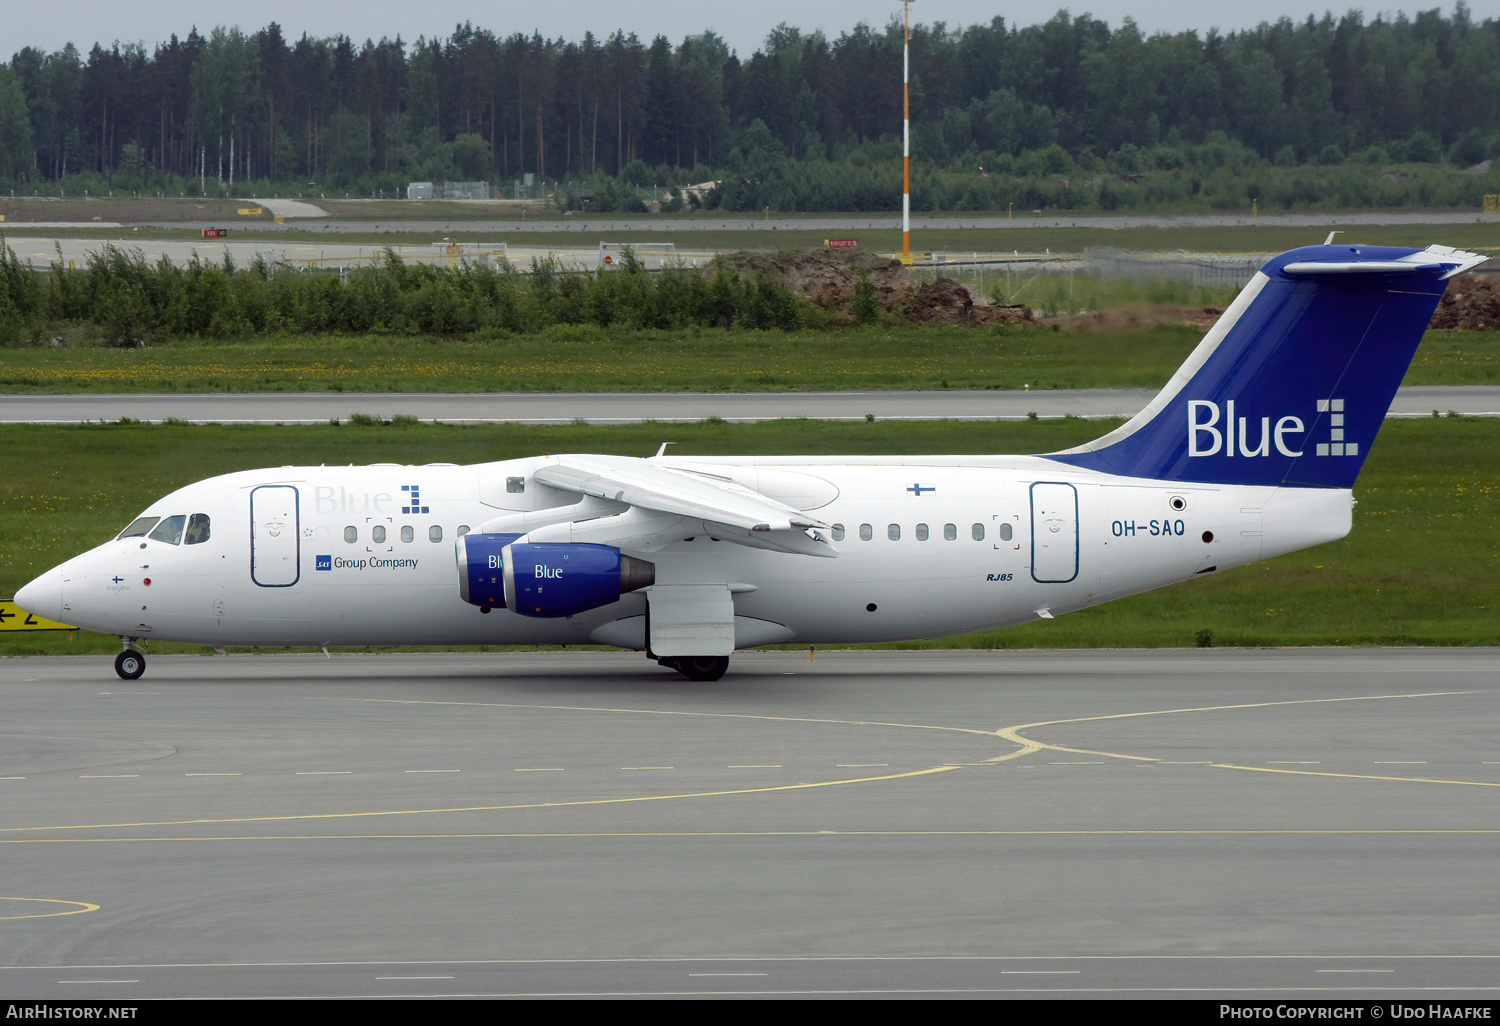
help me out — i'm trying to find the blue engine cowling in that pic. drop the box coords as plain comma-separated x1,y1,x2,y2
456,532,523,608
505,542,654,618
456,535,653,618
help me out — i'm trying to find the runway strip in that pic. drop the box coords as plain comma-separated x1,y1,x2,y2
4,384,1497,424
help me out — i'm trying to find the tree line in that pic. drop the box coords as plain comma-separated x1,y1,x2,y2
0,6,1498,211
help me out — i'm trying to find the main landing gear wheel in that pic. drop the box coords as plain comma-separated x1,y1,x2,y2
672,655,729,682
114,649,146,680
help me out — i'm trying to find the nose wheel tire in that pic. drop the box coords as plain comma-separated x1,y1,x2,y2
114,650,146,680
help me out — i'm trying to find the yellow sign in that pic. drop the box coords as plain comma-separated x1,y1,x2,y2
1485,194,1499,214
274,214,286,224
0,601,76,632
237,207,263,215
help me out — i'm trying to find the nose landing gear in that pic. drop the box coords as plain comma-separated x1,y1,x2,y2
114,638,146,680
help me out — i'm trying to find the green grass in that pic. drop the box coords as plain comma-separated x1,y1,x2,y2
1,416,1495,656
0,324,1198,393
4,326,1498,393
1407,330,1500,384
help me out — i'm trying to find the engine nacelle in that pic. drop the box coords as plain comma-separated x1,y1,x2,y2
456,534,654,618
504,542,654,618
456,532,523,607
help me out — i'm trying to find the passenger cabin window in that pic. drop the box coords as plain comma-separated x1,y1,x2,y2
1000,523,1013,541
372,525,387,544
916,523,929,541
429,526,443,543
344,526,358,544
887,524,901,541
831,524,845,541
972,523,985,541
943,523,957,541
117,517,160,539
185,513,211,544
457,526,470,537
859,524,873,541
148,514,186,545
400,525,414,543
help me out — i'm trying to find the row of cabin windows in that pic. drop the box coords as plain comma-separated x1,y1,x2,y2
120,515,1015,549
830,522,1014,543
343,524,472,544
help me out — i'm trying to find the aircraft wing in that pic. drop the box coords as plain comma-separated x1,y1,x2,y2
531,455,836,557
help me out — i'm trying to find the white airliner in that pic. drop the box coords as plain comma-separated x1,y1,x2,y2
15,243,1483,681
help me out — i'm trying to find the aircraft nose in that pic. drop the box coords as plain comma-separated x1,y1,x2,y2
15,566,65,622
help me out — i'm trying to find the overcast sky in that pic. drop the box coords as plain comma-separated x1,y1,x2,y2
7,2,1498,57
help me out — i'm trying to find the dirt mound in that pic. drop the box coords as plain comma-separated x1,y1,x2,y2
901,277,974,324
899,277,1036,326
718,249,1033,326
720,248,906,301
1430,273,1500,330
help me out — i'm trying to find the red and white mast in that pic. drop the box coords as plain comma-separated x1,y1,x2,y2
902,0,914,261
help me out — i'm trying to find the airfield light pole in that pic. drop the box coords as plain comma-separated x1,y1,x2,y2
901,0,915,261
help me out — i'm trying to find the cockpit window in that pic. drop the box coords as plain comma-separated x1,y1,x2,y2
148,514,187,545
117,516,161,539
185,514,211,545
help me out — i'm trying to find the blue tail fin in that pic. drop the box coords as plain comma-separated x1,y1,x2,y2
1047,244,1484,488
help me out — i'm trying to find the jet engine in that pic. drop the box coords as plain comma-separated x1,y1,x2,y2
456,534,653,618
455,532,522,608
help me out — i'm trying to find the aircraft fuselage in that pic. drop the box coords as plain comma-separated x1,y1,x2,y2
40,454,1348,650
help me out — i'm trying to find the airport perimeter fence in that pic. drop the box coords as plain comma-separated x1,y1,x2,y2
1081,249,1270,288
911,250,1267,287
907,248,1270,312
440,181,492,200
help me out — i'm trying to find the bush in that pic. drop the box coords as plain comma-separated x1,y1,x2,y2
1316,144,1344,166
1406,131,1442,163
1449,128,1488,167
853,274,880,325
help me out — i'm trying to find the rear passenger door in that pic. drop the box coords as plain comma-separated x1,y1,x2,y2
1030,482,1078,584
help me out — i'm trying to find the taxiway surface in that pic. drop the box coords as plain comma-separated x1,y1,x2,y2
1,648,1496,998
4,385,1498,425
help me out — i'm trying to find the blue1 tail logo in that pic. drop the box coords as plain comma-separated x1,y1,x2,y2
401,484,430,515
1311,399,1356,457
1187,398,1354,460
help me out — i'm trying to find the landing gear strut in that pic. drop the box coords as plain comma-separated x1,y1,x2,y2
115,638,146,680
659,655,729,682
